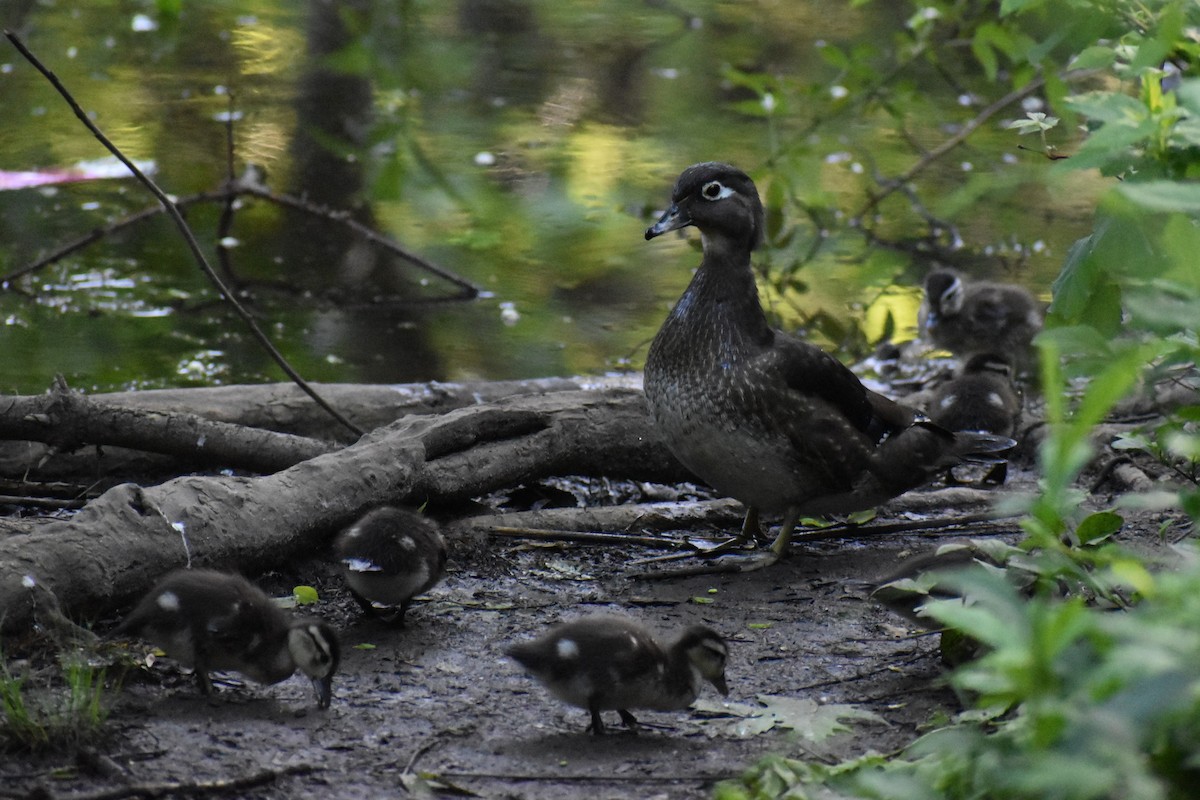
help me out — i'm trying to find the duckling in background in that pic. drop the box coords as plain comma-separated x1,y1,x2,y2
334,506,446,625
928,353,1022,438
506,615,728,735
919,267,1043,369
109,569,339,708
643,163,1014,562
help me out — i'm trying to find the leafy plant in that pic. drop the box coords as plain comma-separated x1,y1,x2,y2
0,648,114,753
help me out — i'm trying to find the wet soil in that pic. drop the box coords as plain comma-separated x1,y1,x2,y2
3,469,1186,800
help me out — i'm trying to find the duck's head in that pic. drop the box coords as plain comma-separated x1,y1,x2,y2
677,624,730,696
289,619,340,709
646,162,764,252
924,268,965,318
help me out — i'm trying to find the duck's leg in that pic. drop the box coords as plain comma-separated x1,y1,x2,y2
617,709,640,733
587,702,607,735
768,507,804,557
379,599,410,628
347,587,379,617
194,670,214,696
740,507,763,543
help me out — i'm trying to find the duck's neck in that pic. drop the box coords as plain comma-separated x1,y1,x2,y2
661,238,773,351
658,645,702,705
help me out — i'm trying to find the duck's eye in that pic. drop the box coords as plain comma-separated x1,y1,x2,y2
701,180,733,201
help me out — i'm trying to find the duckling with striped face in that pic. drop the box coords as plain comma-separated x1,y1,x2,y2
109,569,339,708
334,506,447,625
506,615,729,735
920,267,1043,369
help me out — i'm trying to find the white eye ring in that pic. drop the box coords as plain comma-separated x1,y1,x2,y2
701,180,734,201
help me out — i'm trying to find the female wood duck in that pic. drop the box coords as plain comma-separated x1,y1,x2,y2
506,615,728,735
643,162,1012,561
334,506,446,625
919,267,1042,367
928,353,1022,437
109,569,339,708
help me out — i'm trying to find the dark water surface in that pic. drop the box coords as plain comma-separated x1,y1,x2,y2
0,2,1098,394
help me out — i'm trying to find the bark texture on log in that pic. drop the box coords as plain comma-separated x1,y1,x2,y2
0,389,681,634
0,379,336,474
0,377,603,481
96,377,589,439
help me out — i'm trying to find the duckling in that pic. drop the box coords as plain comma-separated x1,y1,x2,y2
506,615,729,735
109,569,339,708
919,267,1042,369
643,163,1013,563
928,353,1022,437
334,506,446,625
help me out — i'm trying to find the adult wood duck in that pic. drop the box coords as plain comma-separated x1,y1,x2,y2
644,162,1013,561
506,615,728,735
928,353,1022,438
109,569,339,708
919,267,1042,368
334,506,447,625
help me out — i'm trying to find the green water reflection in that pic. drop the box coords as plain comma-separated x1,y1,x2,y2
0,1,1099,394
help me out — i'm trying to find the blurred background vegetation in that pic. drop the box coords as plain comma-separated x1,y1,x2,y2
1,0,1096,393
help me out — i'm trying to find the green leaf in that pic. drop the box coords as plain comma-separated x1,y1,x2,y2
846,509,877,525
292,585,319,606
1048,222,1124,330
1125,285,1200,333
1070,45,1118,70
1063,115,1159,173
1118,181,1200,213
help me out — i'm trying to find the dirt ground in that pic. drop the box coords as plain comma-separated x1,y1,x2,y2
2,465,1188,800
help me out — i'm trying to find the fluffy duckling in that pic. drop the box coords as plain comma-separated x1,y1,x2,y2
334,506,446,625
928,353,1022,437
109,569,339,708
919,267,1043,368
506,615,729,735
643,163,1013,562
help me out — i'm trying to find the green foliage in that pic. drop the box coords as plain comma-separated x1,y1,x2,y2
0,650,113,753
721,554,1200,800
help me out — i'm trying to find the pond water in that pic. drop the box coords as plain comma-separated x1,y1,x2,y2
0,1,1100,395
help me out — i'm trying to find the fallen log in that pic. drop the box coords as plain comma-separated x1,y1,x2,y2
0,376,593,482
0,388,681,634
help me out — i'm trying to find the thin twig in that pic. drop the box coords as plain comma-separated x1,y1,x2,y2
434,771,734,784
627,511,1021,579
3,30,363,438
401,736,441,775
852,75,1048,222
32,764,317,800
487,526,690,550
0,192,226,284
0,494,85,509
239,185,479,298
789,510,1020,542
